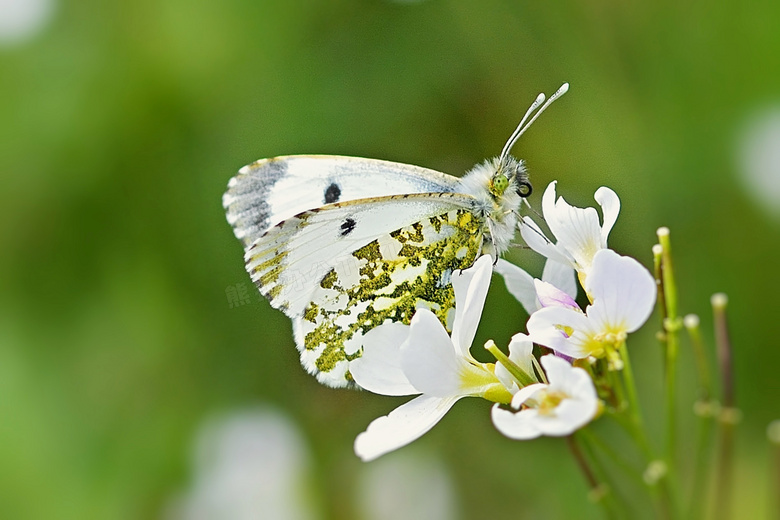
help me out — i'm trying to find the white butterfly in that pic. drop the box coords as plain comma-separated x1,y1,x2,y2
223,83,568,387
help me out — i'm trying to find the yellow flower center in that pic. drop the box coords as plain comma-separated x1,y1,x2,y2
536,390,567,416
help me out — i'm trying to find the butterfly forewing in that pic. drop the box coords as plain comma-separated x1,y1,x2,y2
224,155,461,247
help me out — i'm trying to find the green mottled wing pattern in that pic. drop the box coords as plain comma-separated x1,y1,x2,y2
295,209,484,386
243,193,485,387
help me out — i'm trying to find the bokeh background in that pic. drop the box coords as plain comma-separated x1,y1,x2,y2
2,0,779,518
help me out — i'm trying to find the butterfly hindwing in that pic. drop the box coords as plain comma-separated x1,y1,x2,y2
244,193,486,387
223,155,461,247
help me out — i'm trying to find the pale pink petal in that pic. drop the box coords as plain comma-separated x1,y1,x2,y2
494,259,538,315
350,323,417,396
534,279,579,310
354,395,460,462
541,259,578,301
450,255,492,357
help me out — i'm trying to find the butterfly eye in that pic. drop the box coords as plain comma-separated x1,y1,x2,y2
516,180,532,198
491,174,509,196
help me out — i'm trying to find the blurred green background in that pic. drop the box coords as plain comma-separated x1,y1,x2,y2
1,0,779,518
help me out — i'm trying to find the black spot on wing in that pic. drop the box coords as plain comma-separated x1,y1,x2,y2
340,217,356,236
324,183,341,203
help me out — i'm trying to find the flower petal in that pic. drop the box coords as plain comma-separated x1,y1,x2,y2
539,354,573,383
594,186,620,245
548,204,603,272
534,279,579,310
491,404,542,440
450,255,493,357
520,216,570,265
354,395,460,462
534,397,597,436
526,305,593,358
494,259,538,315
510,383,547,408
527,356,598,436
586,249,657,333
541,259,578,301
350,322,417,396
495,333,535,392
507,333,535,379
401,309,463,397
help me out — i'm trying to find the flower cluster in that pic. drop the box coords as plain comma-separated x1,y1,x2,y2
349,181,657,461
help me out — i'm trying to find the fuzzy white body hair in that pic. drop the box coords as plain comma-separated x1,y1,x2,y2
456,156,525,256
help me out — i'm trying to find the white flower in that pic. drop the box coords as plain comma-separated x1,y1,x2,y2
525,249,656,360
351,255,514,462
491,355,599,439
521,181,620,279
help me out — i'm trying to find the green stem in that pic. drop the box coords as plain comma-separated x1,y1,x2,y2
657,228,678,319
712,293,737,520
567,434,623,519
688,402,716,520
663,317,680,472
618,341,643,431
657,227,679,472
684,315,713,401
618,341,679,519
684,314,716,520
579,427,646,490
652,244,668,327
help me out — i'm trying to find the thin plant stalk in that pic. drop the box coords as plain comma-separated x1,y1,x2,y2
657,227,679,471
579,427,646,490
684,314,717,520
568,433,623,519
712,293,736,520
618,342,678,519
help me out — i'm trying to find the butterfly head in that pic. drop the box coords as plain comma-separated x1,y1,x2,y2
489,156,533,200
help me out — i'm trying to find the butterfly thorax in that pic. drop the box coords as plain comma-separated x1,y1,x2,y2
457,156,527,256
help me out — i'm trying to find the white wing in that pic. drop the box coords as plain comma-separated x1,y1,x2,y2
246,192,477,317
244,192,487,387
223,155,461,247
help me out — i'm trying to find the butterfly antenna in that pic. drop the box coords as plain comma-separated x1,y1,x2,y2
500,92,546,163
499,82,570,164
522,197,545,221
518,216,554,246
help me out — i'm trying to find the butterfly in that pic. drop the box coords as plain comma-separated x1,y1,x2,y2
223,83,568,388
